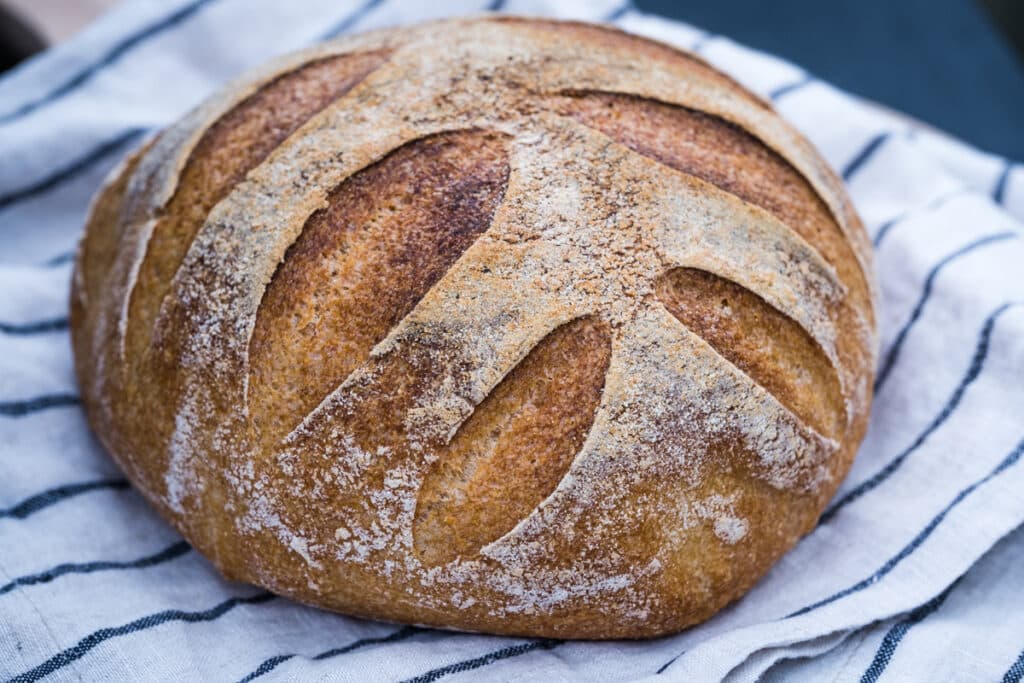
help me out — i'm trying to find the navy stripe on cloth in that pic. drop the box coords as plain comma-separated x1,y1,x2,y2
859,579,959,683
1004,647,1024,683
768,75,812,102
993,162,1012,205
0,394,81,417
319,0,387,41
656,651,685,674
236,625,421,683
842,132,891,181
0,127,147,211
788,434,1024,619
8,592,276,683
42,251,75,267
400,640,563,683
821,302,1019,523
0,478,129,520
0,541,190,597
0,0,218,125
874,232,1018,392
604,0,635,22
872,189,969,247
0,317,68,335
872,217,900,248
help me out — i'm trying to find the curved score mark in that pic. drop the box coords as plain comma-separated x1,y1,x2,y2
124,50,390,365
554,91,870,319
657,267,845,439
413,316,612,567
247,130,511,448
76,142,152,315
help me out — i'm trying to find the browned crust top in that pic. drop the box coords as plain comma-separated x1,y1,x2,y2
71,16,876,639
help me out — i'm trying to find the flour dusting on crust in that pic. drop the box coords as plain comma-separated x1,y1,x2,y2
73,17,877,638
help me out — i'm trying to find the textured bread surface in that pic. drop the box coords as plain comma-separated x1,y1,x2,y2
71,17,877,639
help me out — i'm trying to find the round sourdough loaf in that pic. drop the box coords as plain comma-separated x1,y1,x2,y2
71,17,877,639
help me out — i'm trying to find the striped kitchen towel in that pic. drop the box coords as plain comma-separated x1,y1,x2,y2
1,1,1023,681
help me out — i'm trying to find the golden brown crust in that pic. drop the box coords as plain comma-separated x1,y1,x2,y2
657,267,845,439
125,51,389,368
413,315,612,567
71,17,876,639
249,129,510,449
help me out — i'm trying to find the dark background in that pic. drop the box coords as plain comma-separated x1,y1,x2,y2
637,0,1024,160
2,0,1022,159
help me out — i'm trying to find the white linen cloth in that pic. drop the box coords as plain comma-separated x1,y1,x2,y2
1,1,1022,681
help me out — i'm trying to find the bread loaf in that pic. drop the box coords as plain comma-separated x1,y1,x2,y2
71,17,877,639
